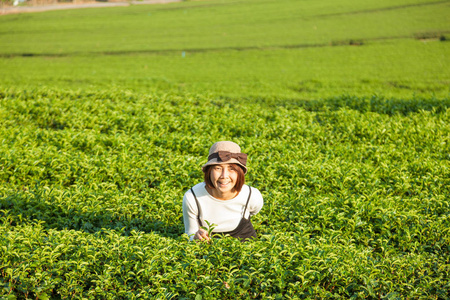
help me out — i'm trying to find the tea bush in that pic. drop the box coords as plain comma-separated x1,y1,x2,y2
1,88,449,299
1,0,449,298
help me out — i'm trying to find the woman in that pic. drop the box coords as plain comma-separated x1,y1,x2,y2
182,141,264,241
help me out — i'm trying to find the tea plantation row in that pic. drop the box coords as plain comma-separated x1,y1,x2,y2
1,88,449,299
1,0,449,100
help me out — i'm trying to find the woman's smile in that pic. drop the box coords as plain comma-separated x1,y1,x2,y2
209,164,238,199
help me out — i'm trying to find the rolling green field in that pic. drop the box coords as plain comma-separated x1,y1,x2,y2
1,0,450,299
1,0,450,99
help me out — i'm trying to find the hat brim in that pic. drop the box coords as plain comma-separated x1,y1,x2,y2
202,158,248,174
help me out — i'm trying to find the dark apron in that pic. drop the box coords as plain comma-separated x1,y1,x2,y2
190,186,257,242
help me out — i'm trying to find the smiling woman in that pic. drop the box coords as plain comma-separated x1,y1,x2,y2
182,141,264,242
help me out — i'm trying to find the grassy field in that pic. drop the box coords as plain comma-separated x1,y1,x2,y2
1,0,450,299
1,0,449,54
1,0,449,99
1,39,449,100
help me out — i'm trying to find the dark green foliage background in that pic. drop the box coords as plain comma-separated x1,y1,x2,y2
0,0,450,299
1,89,449,299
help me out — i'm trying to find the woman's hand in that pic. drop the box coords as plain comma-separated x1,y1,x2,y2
194,228,211,241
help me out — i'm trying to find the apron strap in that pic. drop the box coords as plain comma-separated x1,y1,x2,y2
242,186,252,219
190,188,203,227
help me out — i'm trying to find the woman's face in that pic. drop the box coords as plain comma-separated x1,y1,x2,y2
209,164,238,197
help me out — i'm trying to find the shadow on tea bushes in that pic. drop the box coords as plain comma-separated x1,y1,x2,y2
0,186,184,238
245,94,450,116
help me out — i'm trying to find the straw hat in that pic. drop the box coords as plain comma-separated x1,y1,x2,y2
202,141,248,174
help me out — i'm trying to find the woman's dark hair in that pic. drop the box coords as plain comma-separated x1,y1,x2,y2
203,163,246,193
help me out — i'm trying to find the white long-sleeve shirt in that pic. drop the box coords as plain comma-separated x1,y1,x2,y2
182,182,264,240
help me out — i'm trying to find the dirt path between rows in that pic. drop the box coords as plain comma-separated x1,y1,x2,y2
1,0,182,15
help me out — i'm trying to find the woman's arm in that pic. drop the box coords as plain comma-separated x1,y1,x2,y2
182,192,199,240
182,190,210,241
249,187,264,216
